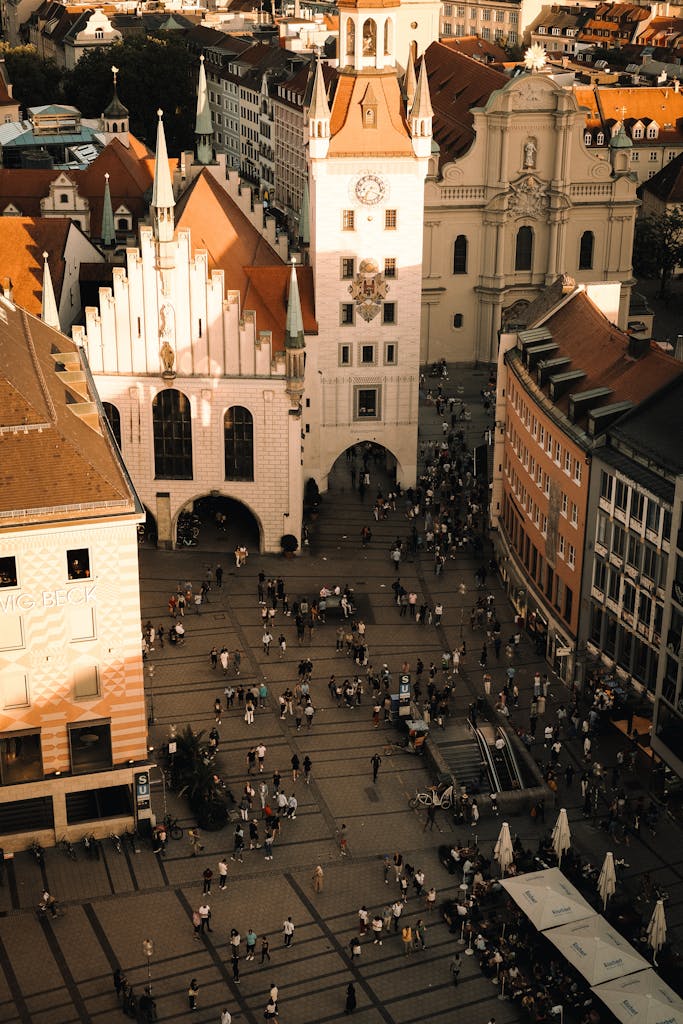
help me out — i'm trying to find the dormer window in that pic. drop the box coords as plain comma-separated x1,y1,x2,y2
584,132,591,145
632,123,643,140
646,123,658,139
596,131,604,145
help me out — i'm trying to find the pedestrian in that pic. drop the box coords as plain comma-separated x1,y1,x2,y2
198,902,212,932
220,1010,231,1024
246,929,257,960
312,864,324,892
291,753,300,781
231,953,240,984
414,918,426,949
423,804,436,831
283,916,295,947
192,909,202,940
349,936,361,959
304,702,315,728
202,867,213,894
303,755,312,783
450,952,461,986
371,914,383,944
345,982,357,1015
257,742,267,772
263,630,273,655
218,857,228,890
402,923,413,955
278,633,286,658
371,752,382,782
113,967,126,1004
425,886,437,912
269,983,279,1012
338,824,348,856
189,828,203,857
260,935,271,964
358,905,368,935
138,986,156,1023
393,851,403,882
392,899,403,931
188,978,199,1011
434,602,443,627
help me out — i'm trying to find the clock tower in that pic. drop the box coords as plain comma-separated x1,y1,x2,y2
304,15,432,491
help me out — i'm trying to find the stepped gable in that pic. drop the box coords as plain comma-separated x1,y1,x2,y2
0,217,70,316
175,169,282,301
0,300,135,525
424,40,507,165
243,264,317,353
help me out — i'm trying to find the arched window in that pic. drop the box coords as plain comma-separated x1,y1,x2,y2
224,406,254,481
153,389,193,479
102,401,121,448
579,230,594,270
60,193,69,203
117,217,128,230
362,18,377,56
453,235,468,274
596,131,604,145
112,122,118,133
346,18,355,56
515,226,533,272
384,18,392,55
584,131,592,146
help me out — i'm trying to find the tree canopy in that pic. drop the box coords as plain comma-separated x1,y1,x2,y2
633,208,683,299
0,44,63,109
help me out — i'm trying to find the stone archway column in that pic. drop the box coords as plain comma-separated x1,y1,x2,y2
156,492,172,549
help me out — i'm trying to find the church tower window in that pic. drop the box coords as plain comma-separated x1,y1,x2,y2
579,230,594,270
362,19,377,56
453,235,468,274
346,19,355,57
224,406,254,481
153,389,193,479
515,226,533,271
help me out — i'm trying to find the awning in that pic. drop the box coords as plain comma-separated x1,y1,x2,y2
592,970,683,1024
500,868,596,931
545,916,649,985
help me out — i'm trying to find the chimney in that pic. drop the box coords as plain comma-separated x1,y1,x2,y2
628,335,650,359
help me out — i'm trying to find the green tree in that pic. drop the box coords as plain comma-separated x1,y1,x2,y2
0,44,63,109
62,35,196,152
633,209,683,299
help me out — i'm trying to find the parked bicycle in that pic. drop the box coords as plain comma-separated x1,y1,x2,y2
162,814,183,840
110,832,122,854
409,783,454,810
58,836,77,861
29,839,45,866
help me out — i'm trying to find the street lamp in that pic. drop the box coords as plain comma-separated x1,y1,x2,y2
147,662,156,727
142,938,154,994
459,582,467,638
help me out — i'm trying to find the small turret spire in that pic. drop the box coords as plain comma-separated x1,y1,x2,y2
151,109,175,244
285,259,305,350
41,251,60,330
404,47,417,113
411,57,433,157
307,57,331,160
195,54,213,165
101,171,115,247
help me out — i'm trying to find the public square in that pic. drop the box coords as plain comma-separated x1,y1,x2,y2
0,370,680,1024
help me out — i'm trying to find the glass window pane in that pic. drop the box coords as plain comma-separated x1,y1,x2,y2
70,606,96,642
0,732,42,784
3,671,29,709
69,722,112,773
153,390,193,480
102,401,122,448
73,665,100,700
224,406,254,481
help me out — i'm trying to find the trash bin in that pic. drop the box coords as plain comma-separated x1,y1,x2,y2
390,694,400,724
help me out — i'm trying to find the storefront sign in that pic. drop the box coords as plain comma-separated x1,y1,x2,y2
136,772,150,811
0,584,96,613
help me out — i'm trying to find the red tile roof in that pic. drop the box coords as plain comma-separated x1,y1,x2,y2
0,217,71,315
243,264,317,352
329,70,412,156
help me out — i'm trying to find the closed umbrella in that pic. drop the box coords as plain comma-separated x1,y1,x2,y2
646,900,667,965
494,821,514,876
597,852,617,910
551,808,571,866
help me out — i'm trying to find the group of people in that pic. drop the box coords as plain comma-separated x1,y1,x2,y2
113,968,157,1022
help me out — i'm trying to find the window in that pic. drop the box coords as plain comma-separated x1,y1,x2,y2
102,401,121,449
68,721,112,774
453,313,464,328
613,523,625,559
153,389,193,480
384,342,397,365
67,548,90,580
453,235,468,274
594,559,606,592
224,406,254,481
564,587,573,622
341,303,355,325
615,479,628,511
555,441,561,464
360,344,376,365
631,491,644,523
571,502,578,527
341,257,355,279
117,217,129,231
600,470,613,501
355,387,380,419
574,460,582,484
384,257,396,278
584,132,592,146
60,193,69,204
568,543,576,569
482,7,491,18
342,209,355,231
646,500,660,533
0,730,43,784
638,591,652,627
608,566,620,601
559,535,565,558
564,450,571,474
623,581,636,614
642,544,658,582
3,669,28,708
385,209,397,230
538,425,545,447
339,344,351,366
0,615,23,652
73,664,100,700
0,556,17,588
382,302,396,324
496,8,505,20
561,493,568,517
481,26,490,38
579,230,594,270
515,226,533,271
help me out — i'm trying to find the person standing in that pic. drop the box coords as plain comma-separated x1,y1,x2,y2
345,982,357,1015
450,952,461,986
188,978,199,1011
291,754,300,781
282,917,295,947
245,929,257,961
392,899,403,932
220,1010,231,1024
202,867,213,894
260,935,271,965
262,630,273,655
371,914,383,944
231,952,240,984
211,649,219,672
312,864,324,893
414,918,426,949
370,753,382,782
218,857,228,890
434,602,443,627
198,902,212,933
192,909,202,941
303,755,312,784
189,828,203,857
401,923,413,955
215,563,223,588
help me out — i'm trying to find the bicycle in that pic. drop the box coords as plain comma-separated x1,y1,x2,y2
58,836,77,861
409,784,454,810
383,740,410,756
162,814,183,841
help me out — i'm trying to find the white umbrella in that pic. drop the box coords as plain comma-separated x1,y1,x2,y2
494,821,514,876
501,868,595,931
597,851,617,910
592,970,683,1024
646,900,667,964
546,916,649,986
551,808,571,866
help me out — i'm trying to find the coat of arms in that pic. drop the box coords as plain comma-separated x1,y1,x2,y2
348,258,388,322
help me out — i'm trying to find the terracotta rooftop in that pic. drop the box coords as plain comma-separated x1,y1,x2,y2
424,41,507,164
329,70,412,156
175,168,282,302
0,217,72,316
243,264,317,353
438,35,508,64
0,298,137,527
638,150,683,202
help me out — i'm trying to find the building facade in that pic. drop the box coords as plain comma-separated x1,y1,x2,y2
0,293,149,850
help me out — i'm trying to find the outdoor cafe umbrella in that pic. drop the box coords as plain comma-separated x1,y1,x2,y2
592,970,683,1024
494,821,514,876
646,900,667,965
551,808,571,866
597,851,617,910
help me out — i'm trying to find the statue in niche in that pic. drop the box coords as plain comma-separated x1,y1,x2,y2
362,19,376,56
160,340,175,377
523,138,537,169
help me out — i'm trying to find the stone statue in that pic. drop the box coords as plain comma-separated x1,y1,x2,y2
160,341,175,374
524,139,537,169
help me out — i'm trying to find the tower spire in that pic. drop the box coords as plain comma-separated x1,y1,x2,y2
151,109,175,244
404,47,417,113
195,54,213,165
411,57,433,157
307,57,331,159
101,171,115,247
285,259,305,402
41,251,60,330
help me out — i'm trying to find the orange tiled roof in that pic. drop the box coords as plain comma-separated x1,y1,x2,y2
0,300,136,525
243,264,317,353
175,169,282,301
439,35,508,63
329,70,412,156
0,217,71,315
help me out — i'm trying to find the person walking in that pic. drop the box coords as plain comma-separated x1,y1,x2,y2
371,914,383,944
392,899,403,932
220,1010,231,1024
202,867,213,894
450,952,461,986
291,754,300,782
192,909,202,941
260,935,271,965
344,982,357,1015
283,916,295,947
218,857,228,890
188,978,199,1011
256,743,267,773
231,953,240,984
414,918,426,950
312,864,324,893
303,755,312,784
370,752,382,782
402,923,413,955
189,828,203,857
211,649,219,672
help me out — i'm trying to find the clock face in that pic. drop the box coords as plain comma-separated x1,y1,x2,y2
354,173,387,206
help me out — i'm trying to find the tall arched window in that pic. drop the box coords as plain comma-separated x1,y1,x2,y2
579,230,594,270
346,18,355,56
515,226,533,272
224,406,254,481
362,18,377,56
384,18,392,55
102,401,121,449
153,389,193,479
453,235,468,274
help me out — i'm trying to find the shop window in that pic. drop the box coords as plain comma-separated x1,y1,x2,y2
224,406,254,482
67,548,91,580
0,731,43,785
68,721,112,774
0,555,17,588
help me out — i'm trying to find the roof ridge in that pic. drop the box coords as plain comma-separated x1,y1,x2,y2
21,306,57,423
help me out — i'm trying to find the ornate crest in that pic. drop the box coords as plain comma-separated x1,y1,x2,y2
348,258,388,322
508,175,549,219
